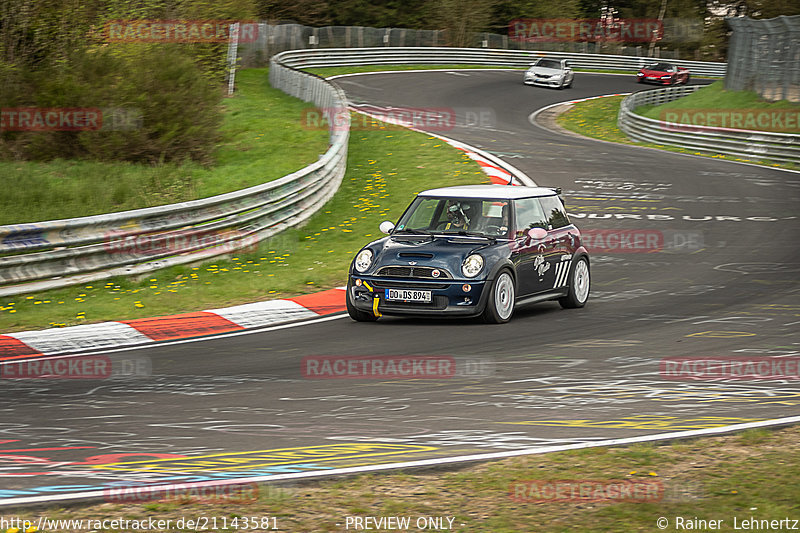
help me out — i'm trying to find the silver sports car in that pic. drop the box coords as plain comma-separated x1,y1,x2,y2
524,58,574,89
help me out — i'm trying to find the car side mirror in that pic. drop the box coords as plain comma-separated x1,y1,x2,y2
527,228,548,241
379,221,395,234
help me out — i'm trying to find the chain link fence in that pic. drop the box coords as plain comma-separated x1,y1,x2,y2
238,23,684,68
726,15,800,102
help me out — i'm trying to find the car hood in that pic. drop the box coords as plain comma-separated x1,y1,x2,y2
528,66,562,76
366,235,496,278
640,68,671,75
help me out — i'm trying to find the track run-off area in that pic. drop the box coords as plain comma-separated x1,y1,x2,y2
1,71,798,507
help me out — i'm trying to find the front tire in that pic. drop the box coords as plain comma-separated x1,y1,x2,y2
482,271,515,323
559,257,590,309
346,288,379,322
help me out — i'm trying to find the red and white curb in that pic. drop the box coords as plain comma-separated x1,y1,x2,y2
0,288,347,359
444,137,526,185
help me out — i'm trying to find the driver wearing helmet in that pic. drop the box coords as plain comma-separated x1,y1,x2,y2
445,200,470,230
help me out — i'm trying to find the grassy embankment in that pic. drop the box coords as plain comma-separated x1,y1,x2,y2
0,70,330,225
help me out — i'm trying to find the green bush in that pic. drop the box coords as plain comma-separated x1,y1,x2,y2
0,46,222,164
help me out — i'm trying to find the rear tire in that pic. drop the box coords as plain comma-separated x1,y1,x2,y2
346,288,379,322
482,271,515,323
559,257,590,309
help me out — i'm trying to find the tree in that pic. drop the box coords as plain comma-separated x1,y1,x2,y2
432,0,494,46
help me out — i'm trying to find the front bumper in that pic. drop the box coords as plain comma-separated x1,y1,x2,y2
638,75,673,85
524,76,563,87
348,275,490,317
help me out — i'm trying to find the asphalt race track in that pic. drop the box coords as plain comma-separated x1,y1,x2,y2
1,71,799,505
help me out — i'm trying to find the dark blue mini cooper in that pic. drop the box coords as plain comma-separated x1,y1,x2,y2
346,185,590,323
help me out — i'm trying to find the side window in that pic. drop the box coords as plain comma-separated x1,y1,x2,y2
538,195,570,229
513,198,548,237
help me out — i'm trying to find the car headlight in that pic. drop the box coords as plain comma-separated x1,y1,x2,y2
354,249,373,273
462,254,484,278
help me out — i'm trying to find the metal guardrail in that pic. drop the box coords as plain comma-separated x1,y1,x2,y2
0,58,349,297
274,47,727,77
617,85,800,164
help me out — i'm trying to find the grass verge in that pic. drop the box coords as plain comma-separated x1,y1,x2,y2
636,81,800,128
0,69,329,225
0,117,488,332
556,94,798,170
11,425,799,532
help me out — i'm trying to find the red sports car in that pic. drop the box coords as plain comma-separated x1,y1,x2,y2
637,62,690,85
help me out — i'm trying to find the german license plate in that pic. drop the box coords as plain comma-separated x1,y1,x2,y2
385,288,432,303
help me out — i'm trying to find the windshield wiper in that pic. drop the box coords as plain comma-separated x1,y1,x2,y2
394,228,432,235
392,228,434,238
449,230,496,242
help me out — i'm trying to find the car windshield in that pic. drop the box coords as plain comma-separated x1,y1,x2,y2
647,63,673,71
535,59,561,70
395,197,511,237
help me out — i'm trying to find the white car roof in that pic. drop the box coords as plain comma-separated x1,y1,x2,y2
418,184,559,200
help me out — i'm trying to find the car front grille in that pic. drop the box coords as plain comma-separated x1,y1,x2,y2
376,266,453,279
371,280,449,290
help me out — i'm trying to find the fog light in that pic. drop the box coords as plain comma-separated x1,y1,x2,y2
462,284,471,292
355,279,362,286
